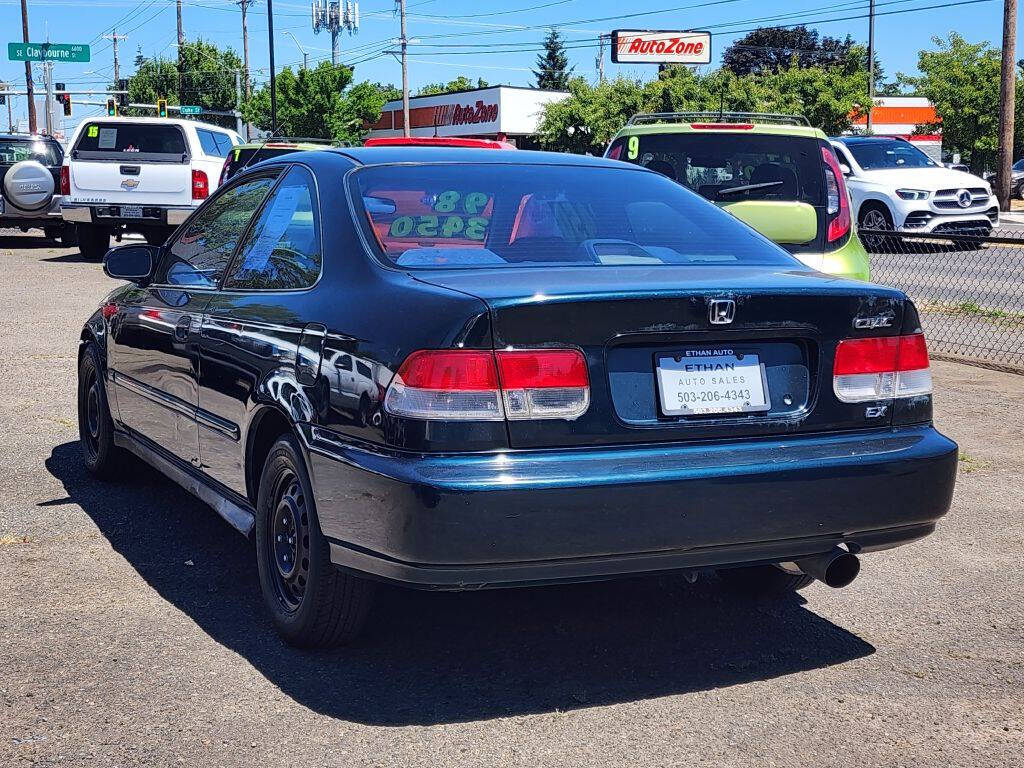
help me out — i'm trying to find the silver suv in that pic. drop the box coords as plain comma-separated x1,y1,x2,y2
0,133,74,244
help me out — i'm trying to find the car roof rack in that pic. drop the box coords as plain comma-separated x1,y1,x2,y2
255,136,340,145
626,111,811,127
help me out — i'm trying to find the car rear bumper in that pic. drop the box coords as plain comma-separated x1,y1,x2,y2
302,424,958,589
1,194,64,226
61,203,195,226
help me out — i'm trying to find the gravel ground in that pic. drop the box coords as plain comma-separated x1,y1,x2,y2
1,234,1022,767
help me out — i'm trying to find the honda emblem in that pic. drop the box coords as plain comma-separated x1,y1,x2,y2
709,299,736,325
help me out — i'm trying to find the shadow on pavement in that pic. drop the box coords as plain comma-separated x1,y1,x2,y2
45,440,875,726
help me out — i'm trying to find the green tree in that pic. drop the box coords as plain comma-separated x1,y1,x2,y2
124,38,243,125
536,76,648,154
416,76,488,95
900,33,1002,170
534,28,573,90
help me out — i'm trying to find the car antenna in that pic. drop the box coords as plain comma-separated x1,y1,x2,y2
238,124,289,174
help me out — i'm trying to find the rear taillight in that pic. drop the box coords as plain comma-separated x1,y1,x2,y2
821,145,851,242
218,156,232,187
192,169,209,200
833,334,932,402
60,165,70,196
385,349,590,421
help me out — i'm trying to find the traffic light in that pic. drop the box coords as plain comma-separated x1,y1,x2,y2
157,98,167,118
55,82,71,117
117,79,129,109
106,97,117,117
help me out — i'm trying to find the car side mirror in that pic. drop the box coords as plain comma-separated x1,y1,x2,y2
839,163,852,176
103,244,158,284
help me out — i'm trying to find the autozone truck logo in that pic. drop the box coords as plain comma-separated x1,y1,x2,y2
611,30,712,64
433,100,499,127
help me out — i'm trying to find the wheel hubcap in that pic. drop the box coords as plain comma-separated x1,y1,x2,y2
268,472,310,612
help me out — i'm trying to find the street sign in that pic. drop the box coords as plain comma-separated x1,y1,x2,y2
179,105,202,115
7,42,91,63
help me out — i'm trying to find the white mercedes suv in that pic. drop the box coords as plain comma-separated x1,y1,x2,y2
830,136,997,249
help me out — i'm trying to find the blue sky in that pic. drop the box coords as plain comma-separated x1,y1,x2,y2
1,0,1021,133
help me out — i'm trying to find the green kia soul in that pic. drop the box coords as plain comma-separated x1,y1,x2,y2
606,112,869,281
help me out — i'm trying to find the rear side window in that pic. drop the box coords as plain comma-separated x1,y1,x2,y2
608,132,824,206
197,129,233,158
224,166,321,290
158,175,278,288
352,163,796,270
75,122,187,159
0,138,62,166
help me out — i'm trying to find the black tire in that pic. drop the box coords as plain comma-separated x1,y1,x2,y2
78,225,111,261
43,225,61,240
717,564,814,596
77,343,125,479
255,434,374,647
357,394,371,427
61,224,79,248
858,204,897,253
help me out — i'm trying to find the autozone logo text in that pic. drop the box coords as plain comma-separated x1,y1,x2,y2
623,37,705,57
433,100,499,127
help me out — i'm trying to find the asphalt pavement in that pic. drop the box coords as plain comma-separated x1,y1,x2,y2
1,233,1022,767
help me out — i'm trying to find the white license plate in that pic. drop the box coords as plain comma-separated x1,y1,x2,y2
657,350,770,416
121,205,143,218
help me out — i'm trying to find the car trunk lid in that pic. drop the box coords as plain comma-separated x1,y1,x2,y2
413,265,906,449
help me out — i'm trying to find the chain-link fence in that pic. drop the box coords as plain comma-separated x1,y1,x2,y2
861,227,1024,372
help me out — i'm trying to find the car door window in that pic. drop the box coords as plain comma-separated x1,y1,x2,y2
223,166,322,291
196,129,222,157
211,132,234,157
156,175,278,288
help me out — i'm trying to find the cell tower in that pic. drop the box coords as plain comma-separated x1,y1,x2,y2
312,1,359,66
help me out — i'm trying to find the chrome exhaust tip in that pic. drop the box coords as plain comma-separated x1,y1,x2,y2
795,547,861,588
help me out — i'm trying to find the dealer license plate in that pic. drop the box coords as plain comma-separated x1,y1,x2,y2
121,205,143,218
657,349,770,416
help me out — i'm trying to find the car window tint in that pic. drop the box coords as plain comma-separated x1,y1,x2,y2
157,175,278,288
196,129,221,157
845,139,936,170
335,354,352,371
607,133,824,206
356,361,372,378
224,166,321,290
354,163,797,270
213,132,234,157
0,138,62,165
75,122,186,156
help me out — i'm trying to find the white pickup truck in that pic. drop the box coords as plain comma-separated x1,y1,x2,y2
61,117,242,259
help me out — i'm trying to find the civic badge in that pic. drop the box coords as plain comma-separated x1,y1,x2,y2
956,189,972,208
708,298,736,325
121,178,140,191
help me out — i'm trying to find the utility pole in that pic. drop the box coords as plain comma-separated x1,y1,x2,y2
103,30,128,85
20,0,37,134
284,31,309,70
177,0,185,96
268,0,277,132
238,0,252,102
177,0,185,48
866,0,875,133
596,34,607,83
996,0,1018,211
234,69,244,136
398,0,409,137
42,61,53,135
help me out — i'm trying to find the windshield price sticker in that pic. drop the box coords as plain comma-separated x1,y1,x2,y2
657,350,770,416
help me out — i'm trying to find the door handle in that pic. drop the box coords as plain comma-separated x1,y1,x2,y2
174,315,192,342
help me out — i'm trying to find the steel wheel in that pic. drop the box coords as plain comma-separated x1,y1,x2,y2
80,364,102,461
266,468,312,612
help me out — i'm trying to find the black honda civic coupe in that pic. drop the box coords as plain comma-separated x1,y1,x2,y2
78,146,957,647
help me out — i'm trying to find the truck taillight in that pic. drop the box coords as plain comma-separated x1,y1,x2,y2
833,334,931,402
192,169,209,200
60,165,70,196
384,349,590,421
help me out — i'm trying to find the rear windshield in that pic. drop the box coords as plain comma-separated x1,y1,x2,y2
0,138,62,166
607,132,824,206
74,122,187,159
351,163,798,270
222,146,299,181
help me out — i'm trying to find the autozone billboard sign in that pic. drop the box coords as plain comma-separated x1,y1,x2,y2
433,100,499,127
611,30,711,64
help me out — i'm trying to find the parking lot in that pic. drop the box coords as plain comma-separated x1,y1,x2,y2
1,233,1022,767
